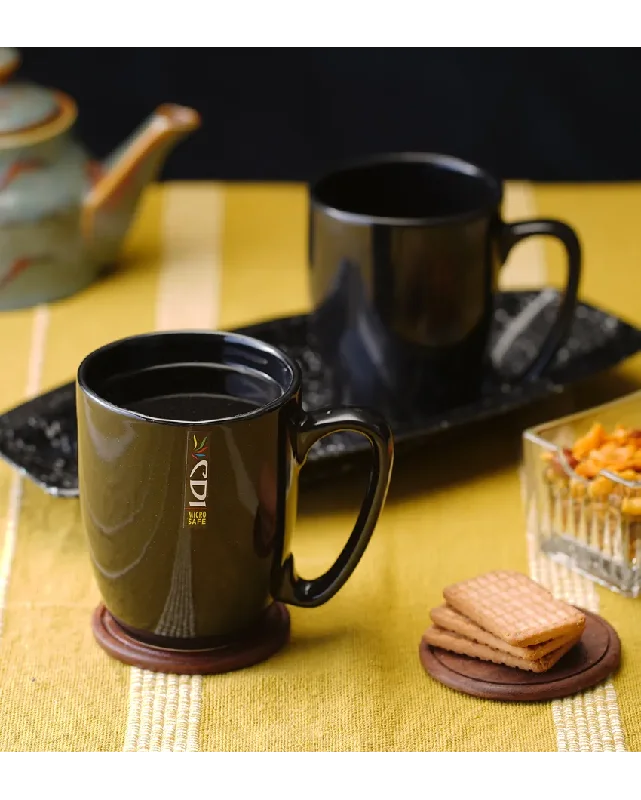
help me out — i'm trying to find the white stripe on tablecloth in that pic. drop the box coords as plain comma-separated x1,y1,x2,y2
123,184,223,752
0,306,49,638
506,183,626,751
501,182,547,289
155,183,222,332
525,501,625,751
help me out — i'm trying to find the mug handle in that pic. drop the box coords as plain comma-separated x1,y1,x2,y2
499,219,582,381
272,408,394,608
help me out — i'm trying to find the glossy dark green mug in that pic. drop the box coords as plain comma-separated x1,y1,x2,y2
76,330,394,649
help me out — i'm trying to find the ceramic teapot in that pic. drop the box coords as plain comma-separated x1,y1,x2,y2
0,48,201,311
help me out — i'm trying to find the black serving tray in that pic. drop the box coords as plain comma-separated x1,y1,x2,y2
2,290,641,497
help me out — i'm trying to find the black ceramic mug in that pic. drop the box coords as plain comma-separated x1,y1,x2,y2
309,153,582,412
76,331,393,649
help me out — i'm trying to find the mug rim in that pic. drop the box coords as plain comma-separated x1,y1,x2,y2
77,329,302,427
309,151,503,227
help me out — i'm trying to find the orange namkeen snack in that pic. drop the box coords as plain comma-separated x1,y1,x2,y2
542,423,641,517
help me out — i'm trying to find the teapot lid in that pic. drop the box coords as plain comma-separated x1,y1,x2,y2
0,48,77,146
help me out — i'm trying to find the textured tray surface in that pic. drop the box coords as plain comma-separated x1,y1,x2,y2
2,291,641,496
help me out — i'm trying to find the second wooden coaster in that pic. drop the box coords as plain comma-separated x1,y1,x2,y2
419,608,620,702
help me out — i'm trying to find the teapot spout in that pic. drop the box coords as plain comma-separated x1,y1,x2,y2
82,104,201,263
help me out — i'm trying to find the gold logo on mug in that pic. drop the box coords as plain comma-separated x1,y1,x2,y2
184,433,208,528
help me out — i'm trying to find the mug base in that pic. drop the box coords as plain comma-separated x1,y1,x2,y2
91,602,290,675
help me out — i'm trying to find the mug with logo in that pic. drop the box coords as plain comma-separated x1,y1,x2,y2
76,330,393,673
308,152,582,414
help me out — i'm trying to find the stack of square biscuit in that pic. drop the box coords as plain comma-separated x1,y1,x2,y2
423,571,586,673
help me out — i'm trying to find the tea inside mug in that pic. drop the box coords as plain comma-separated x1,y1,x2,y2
312,157,499,220
99,364,282,422
79,333,294,424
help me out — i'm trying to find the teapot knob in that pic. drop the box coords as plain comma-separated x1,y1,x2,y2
0,48,20,84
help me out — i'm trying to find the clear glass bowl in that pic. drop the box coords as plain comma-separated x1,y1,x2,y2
523,390,641,597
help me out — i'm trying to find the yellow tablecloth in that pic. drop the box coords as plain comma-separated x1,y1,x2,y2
0,181,640,752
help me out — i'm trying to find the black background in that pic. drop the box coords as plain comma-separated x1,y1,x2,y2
18,48,641,183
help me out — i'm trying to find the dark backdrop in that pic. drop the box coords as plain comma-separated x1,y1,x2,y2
18,48,641,183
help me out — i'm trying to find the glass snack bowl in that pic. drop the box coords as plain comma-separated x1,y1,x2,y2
523,390,641,597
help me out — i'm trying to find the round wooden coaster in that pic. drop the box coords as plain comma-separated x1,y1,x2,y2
92,603,290,675
419,608,620,702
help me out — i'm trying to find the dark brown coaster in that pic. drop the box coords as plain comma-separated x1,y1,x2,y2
419,608,620,702
92,602,290,675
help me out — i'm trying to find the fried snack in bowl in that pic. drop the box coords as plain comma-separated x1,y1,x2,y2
523,392,641,597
